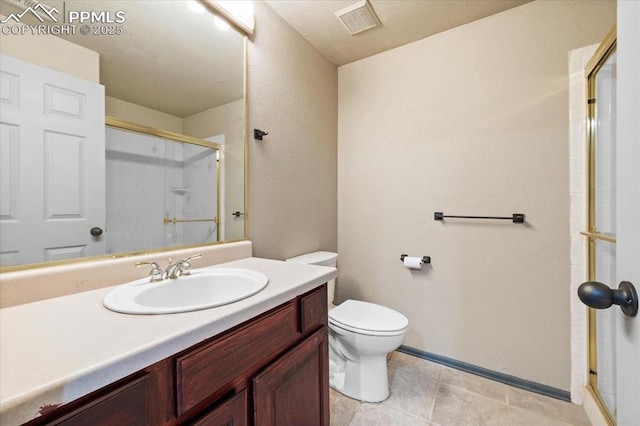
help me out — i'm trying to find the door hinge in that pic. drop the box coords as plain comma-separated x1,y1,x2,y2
589,369,598,376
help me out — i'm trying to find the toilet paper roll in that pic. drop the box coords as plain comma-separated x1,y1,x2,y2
403,256,423,269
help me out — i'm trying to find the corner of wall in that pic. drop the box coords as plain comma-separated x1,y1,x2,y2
246,1,338,260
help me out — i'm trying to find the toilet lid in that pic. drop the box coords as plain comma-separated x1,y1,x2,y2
329,300,409,333
286,251,337,266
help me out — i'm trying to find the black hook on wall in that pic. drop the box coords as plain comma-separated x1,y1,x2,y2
254,129,269,140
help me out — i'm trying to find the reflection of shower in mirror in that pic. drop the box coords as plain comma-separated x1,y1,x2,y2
105,125,221,255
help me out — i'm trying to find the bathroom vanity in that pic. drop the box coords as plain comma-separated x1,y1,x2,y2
0,257,336,425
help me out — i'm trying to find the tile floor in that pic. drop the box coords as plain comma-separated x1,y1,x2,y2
330,351,591,426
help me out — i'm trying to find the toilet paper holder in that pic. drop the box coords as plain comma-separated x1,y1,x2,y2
400,254,431,264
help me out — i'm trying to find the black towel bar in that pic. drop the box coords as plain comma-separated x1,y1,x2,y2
434,212,525,223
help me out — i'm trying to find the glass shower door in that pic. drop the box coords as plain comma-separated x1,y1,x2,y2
164,141,220,247
585,34,617,423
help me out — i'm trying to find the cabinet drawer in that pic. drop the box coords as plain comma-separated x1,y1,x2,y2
192,390,247,426
300,285,327,333
176,302,298,415
48,375,149,426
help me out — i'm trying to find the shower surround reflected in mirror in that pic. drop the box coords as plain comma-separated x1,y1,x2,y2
0,0,246,270
105,124,220,255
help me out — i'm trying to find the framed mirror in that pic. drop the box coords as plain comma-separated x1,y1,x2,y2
0,0,247,271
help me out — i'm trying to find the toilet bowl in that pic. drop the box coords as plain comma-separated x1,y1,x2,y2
286,251,408,402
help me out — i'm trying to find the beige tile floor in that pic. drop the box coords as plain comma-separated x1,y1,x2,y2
330,352,591,426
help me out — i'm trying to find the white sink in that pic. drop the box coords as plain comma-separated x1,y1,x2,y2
103,268,269,314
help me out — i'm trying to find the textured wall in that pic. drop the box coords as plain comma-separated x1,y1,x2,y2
337,0,615,391
184,99,246,240
246,1,338,260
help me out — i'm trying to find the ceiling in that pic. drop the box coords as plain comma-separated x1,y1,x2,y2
265,0,533,66
0,0,245,118
0,0,534,114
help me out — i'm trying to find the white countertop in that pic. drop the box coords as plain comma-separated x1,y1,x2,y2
0,257,337,425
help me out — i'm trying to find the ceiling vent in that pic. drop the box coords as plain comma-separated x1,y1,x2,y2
335,0,381,36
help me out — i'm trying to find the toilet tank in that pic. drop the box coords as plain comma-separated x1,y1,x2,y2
286,251,337,306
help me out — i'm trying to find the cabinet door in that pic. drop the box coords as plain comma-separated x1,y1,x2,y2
192,391,247,426
253,327,329,426
47,375,149,426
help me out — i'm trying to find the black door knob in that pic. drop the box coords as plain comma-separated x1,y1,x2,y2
90,227,103,237
577,281,638,317
232,211,245,218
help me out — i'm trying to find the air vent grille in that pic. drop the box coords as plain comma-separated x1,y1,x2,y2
335,0,381,36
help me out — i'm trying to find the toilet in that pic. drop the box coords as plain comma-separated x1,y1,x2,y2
286,251,408,402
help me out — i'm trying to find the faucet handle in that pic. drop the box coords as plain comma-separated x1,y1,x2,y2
135,261,164,282
178,254,201,276
183,254,202,263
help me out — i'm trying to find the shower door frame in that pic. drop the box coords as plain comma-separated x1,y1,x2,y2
106,116,222,247
583,25,617,426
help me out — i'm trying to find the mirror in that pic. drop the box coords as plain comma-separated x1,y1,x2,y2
0,0,246,270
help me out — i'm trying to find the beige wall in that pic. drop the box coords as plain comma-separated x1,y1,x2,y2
105,96,184,134
337,0,615,391
183,99,244,139
184,99,245,240
0,27,99,83
247,1,338,259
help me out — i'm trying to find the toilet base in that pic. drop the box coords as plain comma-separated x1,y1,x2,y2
329,354,390,402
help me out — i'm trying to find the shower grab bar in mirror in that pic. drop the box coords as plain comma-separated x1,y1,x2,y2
163,217,219,225
434,212,525,223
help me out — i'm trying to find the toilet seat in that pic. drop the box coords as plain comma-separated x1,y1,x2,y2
329,300,408,337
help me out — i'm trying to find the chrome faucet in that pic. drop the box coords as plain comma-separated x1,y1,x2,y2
135,261,164,282
136,254,201,282
164,254,202,279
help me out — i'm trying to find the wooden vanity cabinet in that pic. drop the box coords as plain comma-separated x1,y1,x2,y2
253,327,329,426
27,285,328,426
190,391,247,426
44,375,151,426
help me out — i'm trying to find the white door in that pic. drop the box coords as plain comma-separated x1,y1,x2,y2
0,54,105,267
615,2,639,424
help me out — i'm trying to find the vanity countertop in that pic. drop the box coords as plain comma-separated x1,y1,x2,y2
0,257,337,425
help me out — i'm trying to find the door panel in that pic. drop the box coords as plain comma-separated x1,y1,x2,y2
582,8,640,423
253,327,329,426
0,54,105,267
615,2,640,424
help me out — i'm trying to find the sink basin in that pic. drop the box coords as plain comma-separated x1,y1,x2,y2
103,268,269,314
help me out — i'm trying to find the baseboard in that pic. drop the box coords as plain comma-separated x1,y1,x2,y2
397,345,571,402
